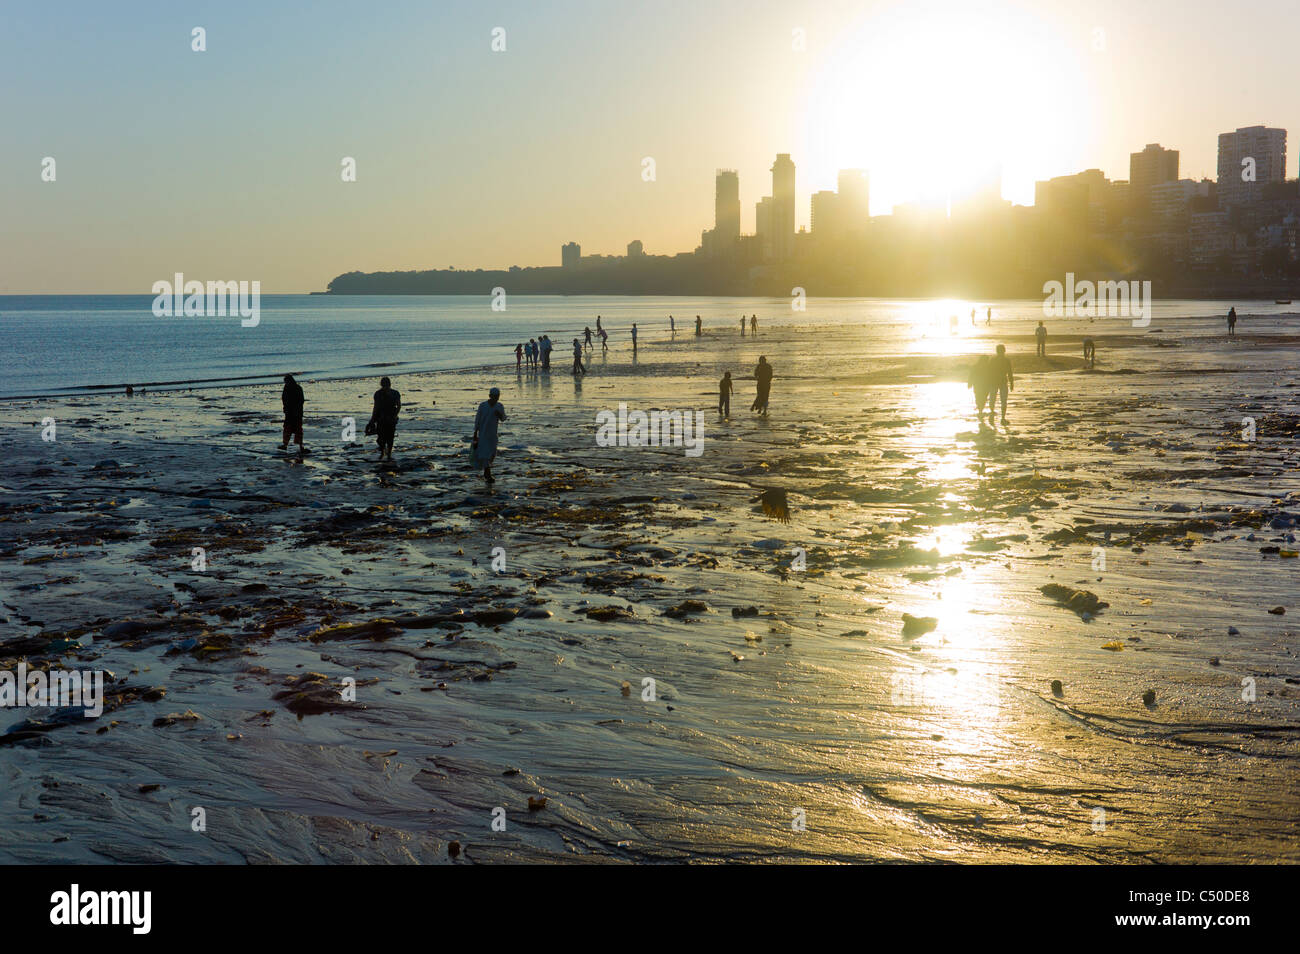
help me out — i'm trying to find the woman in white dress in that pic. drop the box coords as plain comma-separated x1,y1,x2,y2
471,387,507,483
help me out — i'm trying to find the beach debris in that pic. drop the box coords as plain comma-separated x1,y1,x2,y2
756,488,791,523
448,841,461,859
1268,606,1286,615
471,607,518,626
309,618,402,642
901,614,938,638
152,709,201,728
1141,689,1156,707
138,783,162,793
1050,679,1064,697
731,606,760,617
664,599,709,618
1228,626,1240,635
528,796,547,811
1038,583,1109,618
141,687,167,702
273,672,364,716
1101,640,1124,651
585,605,635,622
730,651,745,662
743,631,761,642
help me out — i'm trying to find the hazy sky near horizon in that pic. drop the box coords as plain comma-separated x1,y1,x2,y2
4,0,1298,292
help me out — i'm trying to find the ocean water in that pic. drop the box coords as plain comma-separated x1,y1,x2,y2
0,294,1292,398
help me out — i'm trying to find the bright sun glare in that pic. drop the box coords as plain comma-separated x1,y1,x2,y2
801,3,1094,212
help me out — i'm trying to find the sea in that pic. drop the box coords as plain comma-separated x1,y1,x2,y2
0,294,1292,398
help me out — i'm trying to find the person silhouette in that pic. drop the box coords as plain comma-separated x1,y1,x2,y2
471,387,507,483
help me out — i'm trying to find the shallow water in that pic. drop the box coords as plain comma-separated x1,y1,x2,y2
1,311,1297,863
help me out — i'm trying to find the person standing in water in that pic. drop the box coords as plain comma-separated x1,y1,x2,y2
584,326,594,350
967,356,992,425
514,343,523,370
369,376,401,461
669,315,675,333
279,373,305,454
600,326,608,351
596,316,603,336
740,316,746,336
989,344,1013,426
1227,307,1237,337
1083,337,1096,368
631,323,638,349
751,356,774,415
719,370,733,418
571,338,586,375
1035,320,1047,357
471,387,507,484
750,314,757,335
695,315,702,337
986,306,992,325
540,335,552,370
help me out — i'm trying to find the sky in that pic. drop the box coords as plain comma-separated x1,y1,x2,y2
4,0,1299,292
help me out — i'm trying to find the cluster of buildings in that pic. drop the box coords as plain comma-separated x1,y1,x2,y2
558,125,1299,287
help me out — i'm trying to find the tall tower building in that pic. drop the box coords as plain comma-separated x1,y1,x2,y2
811,190,841,237
770,154,796,260
1217,126,1286,208
837,169,870,230
714,170,740,243
1129,144,1179,202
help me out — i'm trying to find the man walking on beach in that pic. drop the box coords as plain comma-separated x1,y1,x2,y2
719,371,733,418
1227,307,1237,337
670,315,675,333
571,338,586,375
369,376,401,461
280,374,305,454
989,344,1013,426
1083,337,1096,368
1035,320,1047,357
471,387,507,484
750,314,757,335
751,356,774,415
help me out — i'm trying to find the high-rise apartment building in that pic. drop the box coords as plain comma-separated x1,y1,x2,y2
1217,126,1286,208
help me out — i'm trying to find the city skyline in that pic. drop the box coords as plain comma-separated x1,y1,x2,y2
7,0,1300,291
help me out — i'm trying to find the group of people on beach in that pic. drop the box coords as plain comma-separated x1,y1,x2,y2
277,374,507,482
717,355,774,419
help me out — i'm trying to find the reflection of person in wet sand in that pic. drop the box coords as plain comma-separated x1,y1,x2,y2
719,371,733,418
369,376,401,461
1083,337,1096,368
751,356,773,415
471,387,507,484
967,355,992,425
989,344,1013,426
280,373,305,454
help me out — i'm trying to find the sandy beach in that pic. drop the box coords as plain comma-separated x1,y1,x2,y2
2,311,1298,863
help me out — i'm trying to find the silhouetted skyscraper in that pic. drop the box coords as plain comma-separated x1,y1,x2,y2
811,190,842,238
1129,144,1179,202
561,242,580,268
770,154,795,260
1217,126,1286,208
715,170,740,243
836,169,869,230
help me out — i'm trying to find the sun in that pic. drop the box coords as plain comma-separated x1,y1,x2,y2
799,1,1096,213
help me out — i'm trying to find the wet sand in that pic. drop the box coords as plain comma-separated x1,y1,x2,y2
1,313,1298,863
